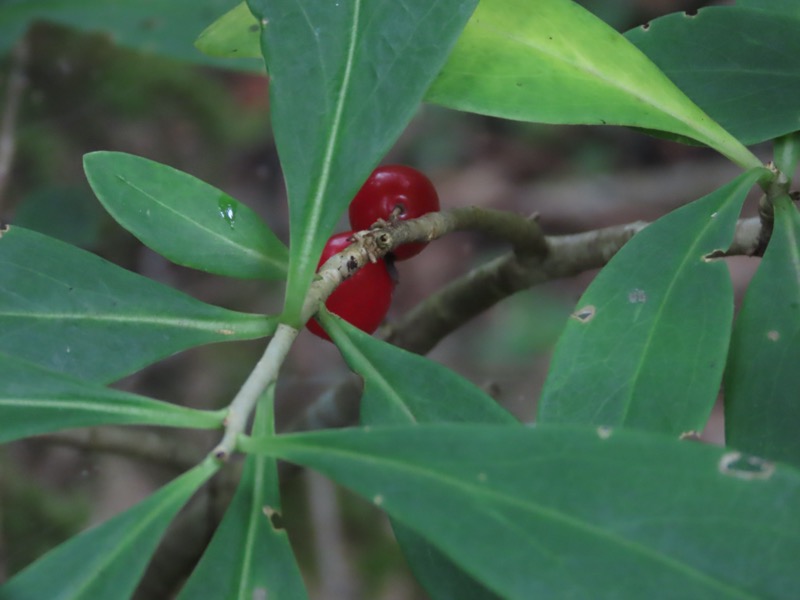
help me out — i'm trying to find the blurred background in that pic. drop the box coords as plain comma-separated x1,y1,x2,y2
0,1,769,598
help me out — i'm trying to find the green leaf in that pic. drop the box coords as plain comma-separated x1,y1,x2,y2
390,528,500,600
735,0,800,18
178,392,307,600
244,424,800,599
323,313,511,599
0,0,261,71
246,0,478,323
195,1,261,59
725,196,800,468
625,7,800,146
0,458,219,600
0,353,223,443
323,312,516,426
538,169,766,435
425,0,759,169
84,152,287,280
0,226,274,383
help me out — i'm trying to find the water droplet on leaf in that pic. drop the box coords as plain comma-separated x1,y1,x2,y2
218,197,237,230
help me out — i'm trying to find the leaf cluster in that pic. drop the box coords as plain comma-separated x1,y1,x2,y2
2,1,800,598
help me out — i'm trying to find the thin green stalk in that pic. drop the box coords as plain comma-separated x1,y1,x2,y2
212,324,298,460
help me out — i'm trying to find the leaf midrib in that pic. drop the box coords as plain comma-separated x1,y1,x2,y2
328,322,417,424
114,175,288,274
619,177,752,424
0,309,263,333
0,396,218,423
289,0,362,314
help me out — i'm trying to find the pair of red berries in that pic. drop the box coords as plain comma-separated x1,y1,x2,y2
307,165,440,341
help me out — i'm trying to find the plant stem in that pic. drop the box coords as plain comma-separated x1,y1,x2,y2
214,207,543,459
300,206,548,325
385,220,645,355
387,214,766,354
378,206,547,258
212,323,298,461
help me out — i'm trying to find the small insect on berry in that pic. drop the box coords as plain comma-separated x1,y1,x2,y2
348,165,440,261
306,231,394,342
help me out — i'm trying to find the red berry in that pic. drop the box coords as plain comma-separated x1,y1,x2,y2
349,165,440,261
307,231,394,341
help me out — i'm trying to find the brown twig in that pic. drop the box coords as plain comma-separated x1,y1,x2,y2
385,220,641,354
301,206,547,325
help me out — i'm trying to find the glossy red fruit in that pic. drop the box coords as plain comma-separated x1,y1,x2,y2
307,231,394,341
348,164,440,261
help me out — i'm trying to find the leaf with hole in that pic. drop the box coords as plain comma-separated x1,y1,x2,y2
245,0,478,322
178,396,307,599
725,196,800,469
0,458,218,600
243,424,800,599
538,168,766,434
84,151,288,280
0,226,274,382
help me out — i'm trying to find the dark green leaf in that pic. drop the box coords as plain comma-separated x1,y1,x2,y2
245,424,800,599
246,0,478,322
0,458,218,600
195,1,261,60
390,528,500,600
178,393,307,599
323,313,511,599
735,0,800,17
0,0,261,70
725,196,800,468
0,353,223,443
774,133,800,182
626,7,800,145
426,0,759,169
84,151,288,280
323,312,516,426
0,226,274,382
538,169,766,434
